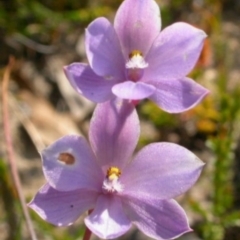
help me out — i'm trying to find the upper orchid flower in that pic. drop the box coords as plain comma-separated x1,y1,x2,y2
64,0,209,113
29,100,204,239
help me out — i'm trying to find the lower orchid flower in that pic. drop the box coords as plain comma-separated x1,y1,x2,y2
29,100,204,239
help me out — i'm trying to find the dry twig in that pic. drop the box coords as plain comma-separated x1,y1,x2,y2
2,56,37,240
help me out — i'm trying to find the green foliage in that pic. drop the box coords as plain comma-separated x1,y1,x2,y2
0,0,113,39
30,210,85,240
140,102,177,129
0,159,22,240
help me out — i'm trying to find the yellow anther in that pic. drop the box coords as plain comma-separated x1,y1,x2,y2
129,50,143,59
106,166,121,180
103,166,123,193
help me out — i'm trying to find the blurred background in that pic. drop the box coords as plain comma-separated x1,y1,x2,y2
1,0,240,239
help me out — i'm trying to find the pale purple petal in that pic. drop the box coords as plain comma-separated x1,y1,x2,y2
85,195,131,239
42,135,104,192
89,99,139,170
122,196,191,239
64,63,115,103
85,17,125,79
148,77,209,113
145,22,207,79
29,183,98,226
120,142,204,199
112,81,156,100
114,0,161,58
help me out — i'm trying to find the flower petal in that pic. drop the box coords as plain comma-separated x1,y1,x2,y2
145,22,207,79
29,183,98,226
121,142,204,199
64,63,115,103
122,197,191,239
85,195,131,239
42,135,104,191
112,81,156,100
89,99,139,170
114,0,161,58
85,17,125,79
148,77,209,113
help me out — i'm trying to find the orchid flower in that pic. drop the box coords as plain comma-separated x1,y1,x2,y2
64,0,209,113
29,100,204,239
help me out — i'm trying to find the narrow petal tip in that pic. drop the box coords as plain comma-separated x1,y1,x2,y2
149,78,210,114
63,63,115,103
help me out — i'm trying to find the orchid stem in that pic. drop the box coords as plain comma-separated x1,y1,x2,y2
83,210,93,240
2,56,37,240
83,227,92,240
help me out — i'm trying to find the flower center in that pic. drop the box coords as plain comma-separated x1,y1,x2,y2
102,166,123,193
126,50,148,81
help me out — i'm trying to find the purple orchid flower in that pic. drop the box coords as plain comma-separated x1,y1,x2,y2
29,100,204,239
64,0,209,113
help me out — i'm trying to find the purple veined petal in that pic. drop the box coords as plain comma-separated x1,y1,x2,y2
122,196,191,239
145,22,207,79
42,135,104,192
85,195,131,239
120,142,204,199
89,99,139,170
114,0,161,58
148,77,209,113
28,183,98,227
85,17,125,80
64,63,115,103
112,81,156,100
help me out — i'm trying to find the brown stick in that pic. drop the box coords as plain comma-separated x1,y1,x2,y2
2,56,37,240
82,227,92,240
82,209,93,240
